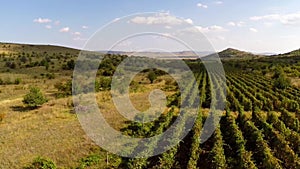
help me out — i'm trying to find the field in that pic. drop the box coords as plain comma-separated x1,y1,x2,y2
0,43,300,168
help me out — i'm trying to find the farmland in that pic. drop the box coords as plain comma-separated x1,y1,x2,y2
0,43,300,168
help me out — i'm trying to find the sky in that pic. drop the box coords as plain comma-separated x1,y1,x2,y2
1,0,300,53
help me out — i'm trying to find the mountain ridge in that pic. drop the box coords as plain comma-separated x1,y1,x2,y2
0,42,299,59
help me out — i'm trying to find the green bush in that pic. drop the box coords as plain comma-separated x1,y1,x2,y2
273,74,290,89
272,67,291,89
77,154,101,169
54,80,72,98
95,76,112,92
23,87,48,108
147,70,157,83
45,73,55,79
14,78,22,84
24,157,56,169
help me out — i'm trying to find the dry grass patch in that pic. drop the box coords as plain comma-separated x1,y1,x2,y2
0,96,99,168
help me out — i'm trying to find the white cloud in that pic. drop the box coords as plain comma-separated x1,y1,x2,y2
198,25,227,33
197,3,208,9
214,1,223,5
249,28,258,33
33,18,52,24
73,32,81,36
250,11,300,25
59,27,70,33
227,21,245,27
185,18,194,24
180,25,227,34
45,25,52,29
227,22,236,26
82,25,88,29
130,13,185,25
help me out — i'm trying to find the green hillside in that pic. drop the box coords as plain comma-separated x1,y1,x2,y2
0,42,79,55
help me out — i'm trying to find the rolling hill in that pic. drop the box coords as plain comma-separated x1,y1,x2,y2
1,42,300,60
217,48,262,60
0,42,79,55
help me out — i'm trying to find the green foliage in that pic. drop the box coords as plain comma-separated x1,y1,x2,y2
20,55,28,63
273,74,291,89
106,154,122,168
23,87,48,108
272,67,284,79
5,61,16,69
166,92,180,107
95,76,112,91
208,127,227,169
221,115,257,169
77,154,101,169
14,78,22,84
45,73,55,79
54,80,72,97
62,59,75,70
147,70,157,83
271,67,291,89
24,157,56,169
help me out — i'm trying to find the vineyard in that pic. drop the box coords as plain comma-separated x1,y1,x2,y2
0,42,299,168
119,69,300,169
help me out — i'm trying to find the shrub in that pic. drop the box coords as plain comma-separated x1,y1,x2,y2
14,78,22,84
274,74,291,89
5,61,16,69
23,87,48,108
147,70,157,83
54,81,72,98
45,73,55,79
24,157,56,169
272,69,291,89
77,154,101,169
95,76,112,91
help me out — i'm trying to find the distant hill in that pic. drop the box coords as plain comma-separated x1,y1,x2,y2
277,48,300,57
201,48,263,61
0,42,79,55
101,48,267,60
99,50,213,59
0,42,213,59
217,48,262,60
2,42,300,60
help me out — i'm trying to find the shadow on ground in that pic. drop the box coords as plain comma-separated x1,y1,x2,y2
10,106,35,112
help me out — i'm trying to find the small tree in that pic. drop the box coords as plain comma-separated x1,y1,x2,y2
147,70,157,84
23,87,48,108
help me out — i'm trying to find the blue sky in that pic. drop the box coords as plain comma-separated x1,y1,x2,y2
1,0,300,53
